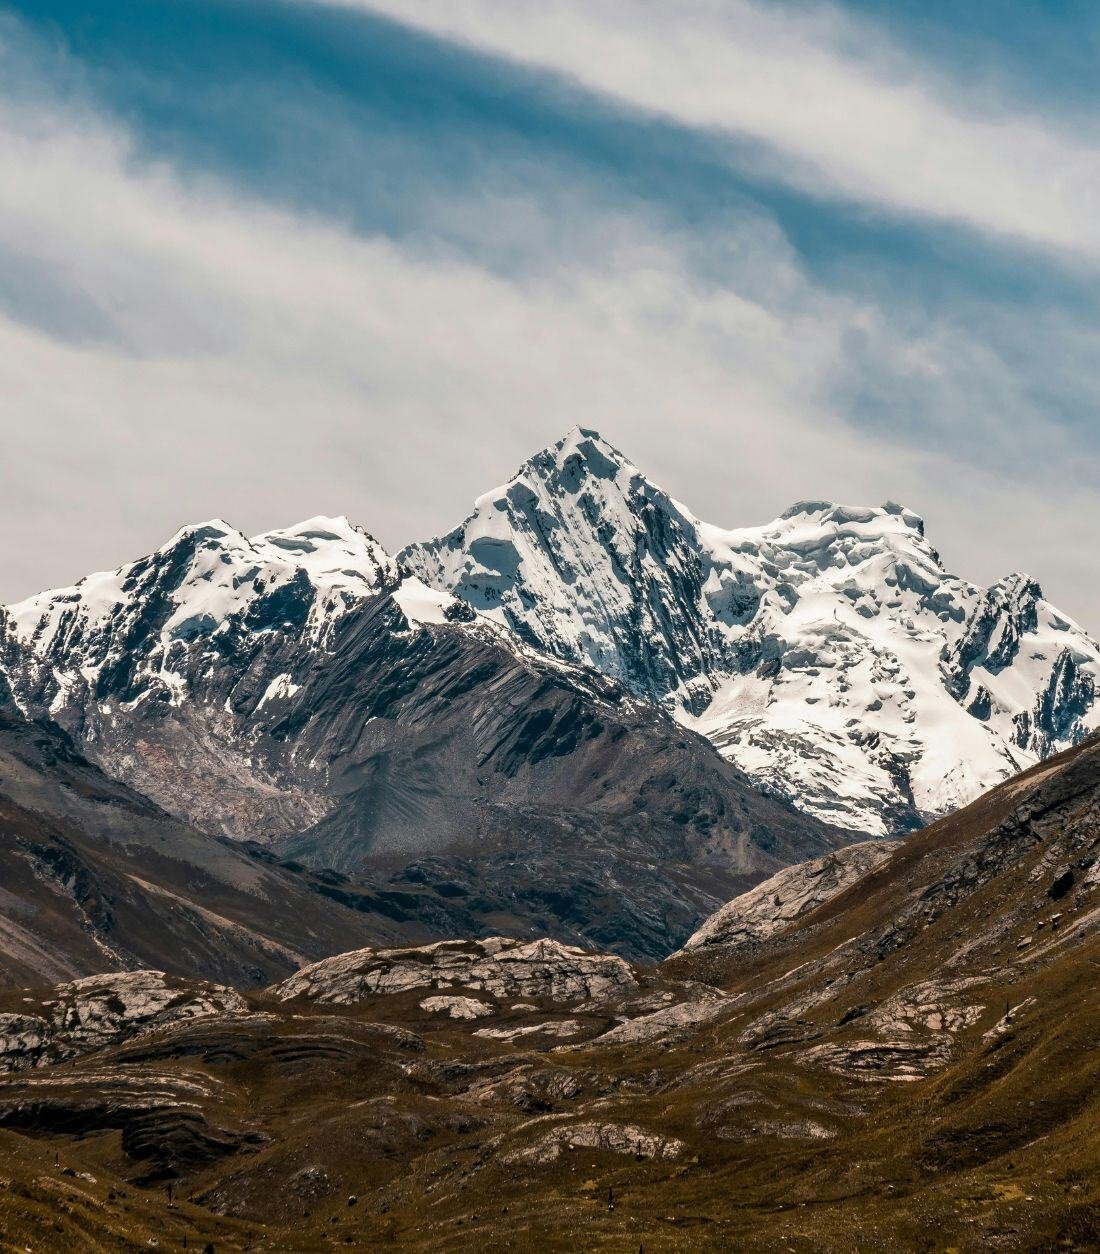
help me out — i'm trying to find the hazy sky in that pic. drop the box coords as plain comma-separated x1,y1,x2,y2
2,1,1100,628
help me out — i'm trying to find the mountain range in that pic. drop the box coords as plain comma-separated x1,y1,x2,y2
0,504,843,963
4,427,1097,858
0,427,1098,1247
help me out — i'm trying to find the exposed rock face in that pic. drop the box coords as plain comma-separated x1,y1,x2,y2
501,1121,685,1165
0,971,246,1074
462,1063,587,1111
404,428,1100,835
419,995,494,1020
796,978,987,1082
587,994,729,1047
475,1020,585,1041
274,938,639,1008
0,1015,47,1066
678,839,896,955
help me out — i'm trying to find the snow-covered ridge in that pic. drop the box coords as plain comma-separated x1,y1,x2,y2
402,427,1100,835
5,514,457,713
10,514,394,653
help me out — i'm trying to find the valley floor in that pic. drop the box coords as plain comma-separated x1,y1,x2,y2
0,904,1096,1252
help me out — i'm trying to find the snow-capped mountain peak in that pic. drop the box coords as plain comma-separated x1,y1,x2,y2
2,501,500,737
403,430,1100,836
402,427,709,693
9,514,399,672
4,430,1098,842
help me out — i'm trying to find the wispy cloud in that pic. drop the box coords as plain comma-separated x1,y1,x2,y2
0,82,860,584
339,0,1100,259
1,3,1098,630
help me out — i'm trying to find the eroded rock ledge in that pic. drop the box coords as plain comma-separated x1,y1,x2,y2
0,971,247,1074
273,937,639,1007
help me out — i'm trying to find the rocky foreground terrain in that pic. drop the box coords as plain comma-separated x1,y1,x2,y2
0,734,1096,1250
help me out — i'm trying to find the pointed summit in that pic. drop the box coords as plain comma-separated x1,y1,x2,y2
402,428,1100,836
467,426,647,516
400,428,706,695
551,424,629,463
541,426,635,489
550,424,617,452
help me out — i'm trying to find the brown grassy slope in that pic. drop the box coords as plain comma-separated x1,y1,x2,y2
0,739,1095,1251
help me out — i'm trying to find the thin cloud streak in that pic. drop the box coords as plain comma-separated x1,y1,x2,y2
340,0,1100,259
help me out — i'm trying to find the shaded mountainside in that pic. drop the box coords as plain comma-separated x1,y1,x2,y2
0,707,443,987
0,741,1095,1250
267,589,852,960
1,532,849,962
403,427,1100,835
0,692,834,975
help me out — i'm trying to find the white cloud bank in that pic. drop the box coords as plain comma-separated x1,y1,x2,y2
0,78,1098,629
340,0,1100,260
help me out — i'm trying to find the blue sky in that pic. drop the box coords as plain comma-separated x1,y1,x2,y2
2,0,1099,627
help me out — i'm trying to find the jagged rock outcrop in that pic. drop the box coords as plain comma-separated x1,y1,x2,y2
419,995,494,1020
677,839,896,954
586,993,730,1047
500,1121,685,1165
404,428,1100,834
0,971,246,1074
274,938,639,1008
475,1019,586,1042
796,977,987,1081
